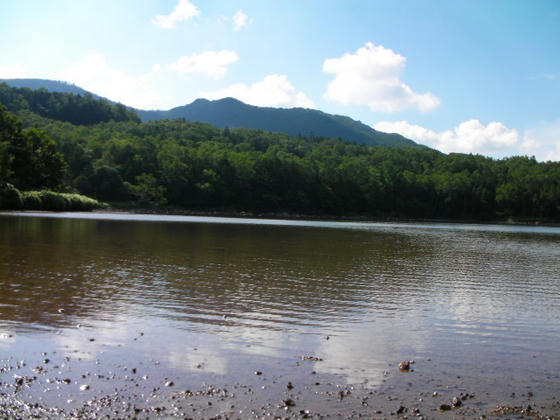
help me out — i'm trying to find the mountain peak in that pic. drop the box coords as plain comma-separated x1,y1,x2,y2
139,97,419,148
190,97,246,107
214,97,245,105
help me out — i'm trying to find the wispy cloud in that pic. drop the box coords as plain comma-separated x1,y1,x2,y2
56,54,167,109
528,73,559,81
232,10,249,30
323,42,440,113
152,0,200,29
201,74,314,108
166,50,238,79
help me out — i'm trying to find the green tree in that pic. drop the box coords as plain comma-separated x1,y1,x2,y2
127,173,167,206
0,105,67,190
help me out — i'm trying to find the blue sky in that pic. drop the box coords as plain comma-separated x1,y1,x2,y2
1,0,559,160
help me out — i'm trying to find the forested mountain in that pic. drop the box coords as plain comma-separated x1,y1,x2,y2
0,78,96,97
1,83,559,221
137,98,418,147
0,82,140,125
1,79,418,148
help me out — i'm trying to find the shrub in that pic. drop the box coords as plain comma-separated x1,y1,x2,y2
21,191,42,209
61,193,104,211
0,182,22,209
37,190,67,211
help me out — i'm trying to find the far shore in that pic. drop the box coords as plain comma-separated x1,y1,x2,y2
100,206,560,227
2,206,560,228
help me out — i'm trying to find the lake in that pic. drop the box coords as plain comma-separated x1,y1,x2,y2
1,212,559,418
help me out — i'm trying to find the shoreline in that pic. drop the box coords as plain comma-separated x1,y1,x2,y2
3,203,560,227
98,206,560,228
4,207,560,230
1,344,559,420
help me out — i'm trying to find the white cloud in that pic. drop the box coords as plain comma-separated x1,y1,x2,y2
232,10,249,30
56,54,167,109
0,64,28,79
323,42,440,113
523,120,560,161
374,119,518,156
201,74,315,108
545,145,560,161
374,119,560,161
152,0,200,29
166,50,238,79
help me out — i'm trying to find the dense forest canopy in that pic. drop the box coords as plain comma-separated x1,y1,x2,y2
1,85,559,220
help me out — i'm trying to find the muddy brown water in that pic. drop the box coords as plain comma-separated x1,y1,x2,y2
0,212,559,418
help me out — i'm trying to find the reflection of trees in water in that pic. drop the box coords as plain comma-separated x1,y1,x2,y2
0,216,431,331
3,216,557,333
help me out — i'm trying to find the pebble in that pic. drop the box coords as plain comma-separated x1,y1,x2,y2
398,360,411,371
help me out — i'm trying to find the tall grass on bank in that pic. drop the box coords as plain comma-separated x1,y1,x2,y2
0,184,105,211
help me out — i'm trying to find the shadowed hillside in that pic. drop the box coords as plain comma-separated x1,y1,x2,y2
137,97,419,147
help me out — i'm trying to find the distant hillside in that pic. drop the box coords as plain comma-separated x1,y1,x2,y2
0,82,139,125
1,78,419,147
0,78,97,97
138,98,418,147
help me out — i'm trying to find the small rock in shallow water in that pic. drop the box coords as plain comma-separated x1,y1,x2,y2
439,404,451,411
398,361,410,371
79,384,89,391
165,381,174,387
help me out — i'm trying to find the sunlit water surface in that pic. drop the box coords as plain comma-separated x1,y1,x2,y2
1,212,559,416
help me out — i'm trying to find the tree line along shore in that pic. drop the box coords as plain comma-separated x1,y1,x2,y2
1,84,559,221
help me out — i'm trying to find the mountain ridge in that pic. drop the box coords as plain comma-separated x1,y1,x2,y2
0,78,103,99
1,78,419,148
137,97,419,148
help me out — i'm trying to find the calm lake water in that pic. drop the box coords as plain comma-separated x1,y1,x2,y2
1,212,559,418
